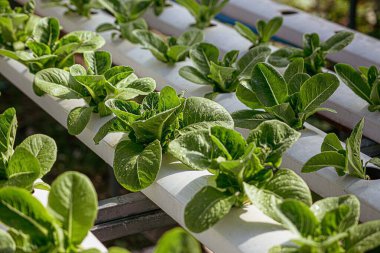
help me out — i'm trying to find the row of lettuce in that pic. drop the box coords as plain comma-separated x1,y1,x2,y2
1,0,380,252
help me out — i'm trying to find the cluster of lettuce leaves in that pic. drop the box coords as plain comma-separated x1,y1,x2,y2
270,195,380,253
94,86,234,192
176,0,229,29
179,43,271,99
0,0,40,51
335,64,380,112
0,108,57,191
34,50,156,135
0,16,105,74
268,31,354,75
42,0,103,18
302,118,380,180
133,28,204,64
235,16,283,49
169,120,312,232
232,60,339,130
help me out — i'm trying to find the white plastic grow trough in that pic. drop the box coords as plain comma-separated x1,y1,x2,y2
222,0,380,68
0,188,107,252
6,0,380,247
0,57,296,253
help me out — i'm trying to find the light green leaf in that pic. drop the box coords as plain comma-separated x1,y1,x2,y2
288,73,310,95
0,187,57,245
232,109,275,129
179,66,209,85
335,63,372,104
184,186,235,233
108,247,131,253
284,58,304,83
48,171,97,245
33,17,60,48
302,151,347,176
113,140,162,192
248,63,288,107
346,220,380,253
321,133,343,152
189,42,219,75
237,46,271,78
154,227,201,253
235,21,258,44
18,134,57,177
346,118,365,179
167,45,189,62
210,126,246,160
84,51,111,75
133,29,168,62
262,16,283,42
322,31,354,53
33,68,82,99
300,73,339,113
0,108,17,166
62,31,105,52
235,81,263,109
67,106,93,135
0,230,15,253
177,29,204,46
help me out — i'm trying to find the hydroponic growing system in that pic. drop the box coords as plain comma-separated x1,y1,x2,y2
1,0,380,252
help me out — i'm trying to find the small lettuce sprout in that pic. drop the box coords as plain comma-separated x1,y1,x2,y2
43,0,103,18
335,64,380,112
96,0,150,43
179,42,271,99
270,195,380,253
302,118,380,179
235,16,283,48
34,50,156,135
0,0,40,51
133,28,204,64
268,31,354,75
0,108,57,191
169,120,311,233
233,60,339,130
0,17,105,74
176,0,229,29
95,86,234,192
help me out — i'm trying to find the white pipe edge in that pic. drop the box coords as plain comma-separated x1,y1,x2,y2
221,0,380,68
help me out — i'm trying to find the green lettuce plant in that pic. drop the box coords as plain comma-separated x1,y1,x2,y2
96,0,151,43
94,86,234,191
270,195,380,253
268,31,354,75
0,107,57,191
154,227,201,253
0,16,105,74
235,17,283,48
133,28,204,64
0,171,99,253
179,42,271,98
33,50,156,135
302,118,380,179
232,60,339,130
176,0,229,29
42,0,103,18
0,0,40,51
335,64,380,112
169,120,312,233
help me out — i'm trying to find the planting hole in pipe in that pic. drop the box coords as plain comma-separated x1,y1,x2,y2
366,166,380,180
280,10,298,15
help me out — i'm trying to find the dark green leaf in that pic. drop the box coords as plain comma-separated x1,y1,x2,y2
67,106,93,135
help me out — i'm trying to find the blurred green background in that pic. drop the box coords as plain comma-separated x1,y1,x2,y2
276,0,380,39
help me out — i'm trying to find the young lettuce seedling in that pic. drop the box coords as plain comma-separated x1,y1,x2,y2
0,16,105,74
268,31,354,75
335,64,380,112
43,0,103,18
176,0,229,29
0,108,57,191
235,16,283,48
0,0,40,51
133,29,204,64
0,171,99,253
179,42,271,99
169,120,312,233
96,0,151,43
270,195,380,253
302,118,380,179
232,60,339,130
94,86,234,192
34,50,156,135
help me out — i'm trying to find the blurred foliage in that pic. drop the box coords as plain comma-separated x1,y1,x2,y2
276,0,380,39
